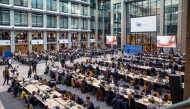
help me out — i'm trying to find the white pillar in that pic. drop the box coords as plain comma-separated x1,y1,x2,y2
56,0,59,12
28,31,32,52
87,32,90,47
121,1,126,49
28,0,31,8
160,0,164,35
110,2,114,36
68,32,71,48
43,0,47,10
28,12,32,27
10,10,14,26
95,2,98,48
10,31,15,52
43,31,47,50
9,0,13,5
56,32,59,51
68,2,71,13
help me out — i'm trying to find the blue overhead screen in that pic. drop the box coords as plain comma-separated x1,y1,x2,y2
124,45,142,54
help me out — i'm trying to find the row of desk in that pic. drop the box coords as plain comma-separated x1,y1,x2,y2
24,81,83,109
76,74,172,107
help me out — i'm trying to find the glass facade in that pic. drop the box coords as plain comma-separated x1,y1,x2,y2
31,0,43,9
104,0,111,35
164,0,178,35
46,0,56,11
71,17,78,29
127,0,160,51
71,3,79,14
81,5,88,16
60,16,68,28
32,13,43,27
47,15,56,28
81,18,88,29
0,0,8,4
14,0,28,7
59,1,68,13
0,9,9,26
14,11,28,26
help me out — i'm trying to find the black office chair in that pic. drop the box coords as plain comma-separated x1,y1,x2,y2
134,85,140,91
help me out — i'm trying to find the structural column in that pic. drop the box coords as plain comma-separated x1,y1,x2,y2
183,0,190,101
56,32,59,51
28,32,32,52
121,1,126,49
95,2,98,48
10,31,15,52
68,33,71,48
43,32,47,50
160,0,164,35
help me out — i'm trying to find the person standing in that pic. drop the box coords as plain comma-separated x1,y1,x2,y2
3,67,10,85
51,59,55,67
27,66,32,78
8,58,12,69
32,60,37,73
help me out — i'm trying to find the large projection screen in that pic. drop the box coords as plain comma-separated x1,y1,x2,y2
131,16,156,32
157,36,176,48
106,36,117,44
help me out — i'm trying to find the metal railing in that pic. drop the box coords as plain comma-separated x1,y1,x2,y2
163,99,190,109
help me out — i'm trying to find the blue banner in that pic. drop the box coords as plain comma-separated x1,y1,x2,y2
124,45,142,54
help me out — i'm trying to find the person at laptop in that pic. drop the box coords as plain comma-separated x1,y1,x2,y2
141,85,151,96
117,78,125,87
98,73,105,80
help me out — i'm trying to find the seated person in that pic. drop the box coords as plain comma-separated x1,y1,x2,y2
39,77,43,83
141,86,151,96
43,79,47,85
96,84,106,100
74,94,84,105
171,67,176,74
107,75,116,84
52,85,56,91
117,79,125,87
34,73,39,80
147,98,157,109
65,91,72,100
28,91,38,107
98,73,105,80
82,97,94,109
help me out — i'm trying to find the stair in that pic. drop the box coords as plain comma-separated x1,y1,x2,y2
98,39,107,49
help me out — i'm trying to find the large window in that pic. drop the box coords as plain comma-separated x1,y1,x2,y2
60,1,68,13
32,13,43,27
71,3,78,14
46,0,56,11
31,0,43,9
0,9,9,25
60,16,68,28
114,3,121,22
14,0,28,7
47,15,56,28
14,11,28,26
0,0,9,4
81,5,88,16
71,17,78,29
164,0,178,35
81,19,88,29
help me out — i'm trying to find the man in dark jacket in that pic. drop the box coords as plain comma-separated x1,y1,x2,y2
128,94,136,109
28,91,38,106
74,94,84,105
111,93,125,109
32,60,37,73
3,67,10,85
